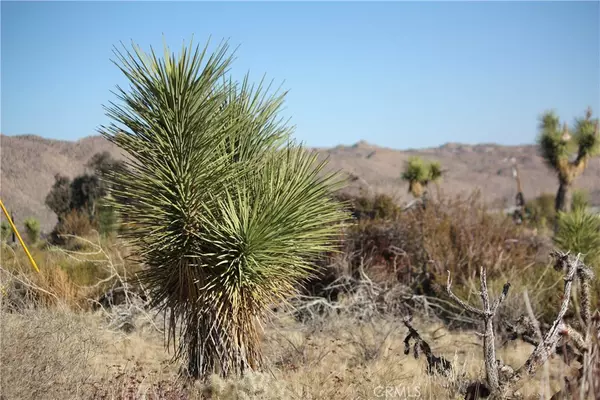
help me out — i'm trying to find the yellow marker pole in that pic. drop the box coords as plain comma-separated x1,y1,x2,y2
0,199,40,273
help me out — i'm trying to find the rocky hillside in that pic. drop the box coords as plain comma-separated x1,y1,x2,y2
2,134,600,232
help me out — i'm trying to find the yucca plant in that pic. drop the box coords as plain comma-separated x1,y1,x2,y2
537,108,600,214
99,39,348,379
401,156,443,198
554,208,600,268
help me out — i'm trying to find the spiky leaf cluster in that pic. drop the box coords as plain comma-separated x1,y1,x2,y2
537,109,600,180
99,39,347,379
555,208,600,268
401,157,443,197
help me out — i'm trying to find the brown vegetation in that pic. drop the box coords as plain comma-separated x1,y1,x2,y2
1,189,598,399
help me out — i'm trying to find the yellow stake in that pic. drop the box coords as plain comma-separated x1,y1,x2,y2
0,199,40,273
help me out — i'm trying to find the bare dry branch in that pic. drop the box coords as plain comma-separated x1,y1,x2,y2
491,283,511,315
515,252,580,378
402,315,452,376
446,270,484,317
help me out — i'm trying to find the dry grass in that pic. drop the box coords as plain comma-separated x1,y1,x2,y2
0,306,574,400
0,234,139,310
0,203,592,399
0,308,101,400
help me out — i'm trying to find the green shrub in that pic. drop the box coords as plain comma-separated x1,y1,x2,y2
23,217,40,244
525,193,556,230
554,208,600,267
1,221,10,242
554,207,600,317
335,192,401,221
57,260,111,287
95,198,118,236
572,189,590,212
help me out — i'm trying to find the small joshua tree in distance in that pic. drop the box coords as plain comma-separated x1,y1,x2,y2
401,156,443,199
537,107,599,215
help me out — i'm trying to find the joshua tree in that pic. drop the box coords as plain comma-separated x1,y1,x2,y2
99,39,347,380
537,108,599,215
401,156,443,199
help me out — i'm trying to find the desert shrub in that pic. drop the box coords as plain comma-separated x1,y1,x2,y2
335,192,401,221
23,217,41,244
52,209,94,246
312,191,546,304
95,197,119,236
342,219,419,284
70,173,105,218
45,153,126,240
45,173,72,220
1,221,10,241
524,193,556,230
406,191,542,283
57,259,112,287
572,188,590,211
1,235,137,310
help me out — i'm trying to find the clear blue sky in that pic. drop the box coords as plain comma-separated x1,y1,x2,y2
2,1,599,149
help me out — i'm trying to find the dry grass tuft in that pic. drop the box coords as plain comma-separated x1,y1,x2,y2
0,301,578,400
0,308,101,400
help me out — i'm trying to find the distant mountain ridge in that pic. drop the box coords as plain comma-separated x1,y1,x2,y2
2,133,600,232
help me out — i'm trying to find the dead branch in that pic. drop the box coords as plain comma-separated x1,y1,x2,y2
446,270,485,317
408,250,594,399
402,315,452,376
446,267,511,395
514,252,580,379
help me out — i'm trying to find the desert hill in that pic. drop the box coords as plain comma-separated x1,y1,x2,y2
2,134,600,232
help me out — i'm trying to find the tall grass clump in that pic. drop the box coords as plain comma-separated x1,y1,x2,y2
99,39,347,380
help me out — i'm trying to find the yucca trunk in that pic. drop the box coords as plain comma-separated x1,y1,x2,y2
555,177,573,214
409,181,424,198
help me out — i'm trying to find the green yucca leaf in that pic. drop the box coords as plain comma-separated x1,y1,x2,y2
537,111,572,169
428,161,443,182
99,38,348,379
574,116,600,162
537,110,599,172
555,208,600,267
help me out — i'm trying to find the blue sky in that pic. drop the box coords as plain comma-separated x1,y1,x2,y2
1,1,599,150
